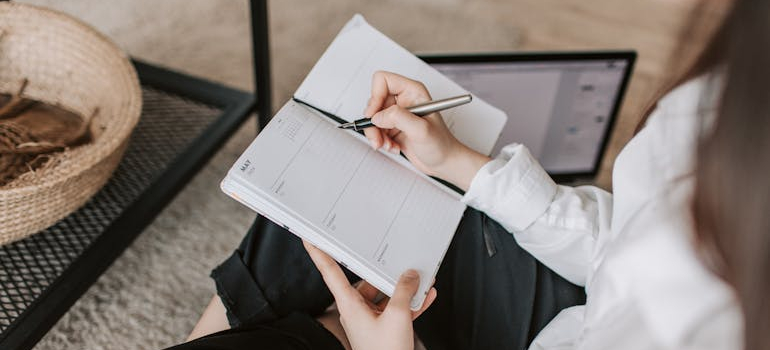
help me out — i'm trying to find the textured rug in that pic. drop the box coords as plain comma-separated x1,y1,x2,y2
16,1,521,348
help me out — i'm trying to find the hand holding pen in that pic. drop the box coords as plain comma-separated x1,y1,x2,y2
358,71,490,192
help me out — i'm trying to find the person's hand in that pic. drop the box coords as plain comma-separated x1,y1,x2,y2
304,240,437,350
363,71,490,191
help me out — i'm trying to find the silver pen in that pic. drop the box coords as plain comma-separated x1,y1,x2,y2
338,94,472,131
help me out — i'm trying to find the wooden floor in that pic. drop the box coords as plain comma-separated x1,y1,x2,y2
32,0,698,190
459,0,695,188
27,0,698,190
497,0,695,188
268,0,697,189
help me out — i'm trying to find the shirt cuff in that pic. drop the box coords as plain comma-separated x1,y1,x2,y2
461,144,557,232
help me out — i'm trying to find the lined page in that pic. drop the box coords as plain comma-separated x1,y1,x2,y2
294,14,508,156
225,101,465,309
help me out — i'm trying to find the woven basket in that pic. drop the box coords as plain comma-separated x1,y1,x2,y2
0,3,142,245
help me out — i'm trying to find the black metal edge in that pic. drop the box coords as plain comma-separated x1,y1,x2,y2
550,51,637,182
420,50,638,183
419,50,637,64
251,0,272,129
132,59,253,108
588,52,637,180
0,64,256,350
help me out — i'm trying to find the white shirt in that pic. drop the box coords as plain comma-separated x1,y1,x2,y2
461,76,743,350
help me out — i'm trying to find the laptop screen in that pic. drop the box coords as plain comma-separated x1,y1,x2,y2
424,52,634,178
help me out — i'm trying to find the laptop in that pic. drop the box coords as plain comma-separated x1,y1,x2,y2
421,51,636,184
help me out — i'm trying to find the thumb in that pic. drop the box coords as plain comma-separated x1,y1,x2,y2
371,105,428,136
388,269,421,313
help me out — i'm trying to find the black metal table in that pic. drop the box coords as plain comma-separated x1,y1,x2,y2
0,60,254,350
0,1,273,348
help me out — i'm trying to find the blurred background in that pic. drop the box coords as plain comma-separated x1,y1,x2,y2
15,0,693,348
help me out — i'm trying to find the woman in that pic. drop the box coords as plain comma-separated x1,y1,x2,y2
170,0,768,348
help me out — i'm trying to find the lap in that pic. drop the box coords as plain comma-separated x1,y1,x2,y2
210,214,358,327
414,209,585,350
165,313,345,350
209,209,584,349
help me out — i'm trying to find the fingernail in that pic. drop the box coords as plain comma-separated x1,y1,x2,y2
384,140,391,151
371,114,381,125
403,269,418,280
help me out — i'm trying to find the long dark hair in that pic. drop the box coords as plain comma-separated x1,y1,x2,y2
650,0,770,349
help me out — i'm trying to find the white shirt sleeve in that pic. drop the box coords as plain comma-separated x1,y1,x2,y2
461,143,612,286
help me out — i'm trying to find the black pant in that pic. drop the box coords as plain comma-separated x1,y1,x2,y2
166,209,585,350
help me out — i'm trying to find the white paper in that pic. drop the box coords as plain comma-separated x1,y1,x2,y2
223,101,465,309
294,14,508,156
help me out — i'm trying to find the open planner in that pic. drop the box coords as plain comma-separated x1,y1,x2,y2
221,14,508,309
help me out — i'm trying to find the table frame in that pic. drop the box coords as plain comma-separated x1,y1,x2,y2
0,1,272,349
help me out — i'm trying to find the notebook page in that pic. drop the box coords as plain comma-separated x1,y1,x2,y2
224,100,465,309
221,177,378,288
294,14,508,156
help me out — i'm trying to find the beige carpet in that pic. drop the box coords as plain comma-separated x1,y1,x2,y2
14,0,690,348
